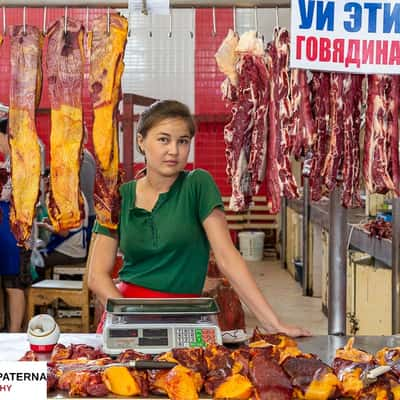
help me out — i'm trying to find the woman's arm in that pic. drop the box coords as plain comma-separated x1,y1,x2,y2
87,232,122,306
203,208,311,337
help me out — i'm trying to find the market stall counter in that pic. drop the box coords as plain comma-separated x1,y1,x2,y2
3,333,400,399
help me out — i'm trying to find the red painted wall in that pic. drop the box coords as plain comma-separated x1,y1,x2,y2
194,9,233,196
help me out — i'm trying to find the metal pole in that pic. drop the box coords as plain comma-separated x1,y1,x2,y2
280,196,287,269
328,186,347,336
0,0,290,8
392,198,400,333
302,177,311,296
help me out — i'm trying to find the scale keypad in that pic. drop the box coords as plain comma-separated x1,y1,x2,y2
175,327,217,347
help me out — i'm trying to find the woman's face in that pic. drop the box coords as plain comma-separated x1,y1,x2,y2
138,117,192,178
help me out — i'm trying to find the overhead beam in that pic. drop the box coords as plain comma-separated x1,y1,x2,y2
0,0,290,8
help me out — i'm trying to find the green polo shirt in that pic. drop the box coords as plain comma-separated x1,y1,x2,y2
93,169,224,294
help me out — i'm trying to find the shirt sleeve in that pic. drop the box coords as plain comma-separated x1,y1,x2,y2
191,169,224,222
92,220,118,237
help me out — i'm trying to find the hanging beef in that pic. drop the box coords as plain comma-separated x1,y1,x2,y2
89,14,128,229
342,74,363,208
265,28,299,214
8,26,42,245
363,75,400,195
291,69,315,161
46,17,84,232
322,73,346,192
309,72,331,202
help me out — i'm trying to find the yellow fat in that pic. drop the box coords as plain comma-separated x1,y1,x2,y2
102,366,140,396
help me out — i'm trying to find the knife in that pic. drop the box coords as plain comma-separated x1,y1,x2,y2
361,365,392,386
57,360,178,372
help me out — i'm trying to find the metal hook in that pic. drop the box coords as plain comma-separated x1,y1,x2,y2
127,7,132,37
168,9,172,38
212,6,216,37
189,7,194,39
149,13,152,38
254,6,258,38
64,6,68,35
107,7,110,35
2,7,5,36
43,6,47,34
22,6,26,35
275,6,279,28
85,7,89,32
233,6,236,34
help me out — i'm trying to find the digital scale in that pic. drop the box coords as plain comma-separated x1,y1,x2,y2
102,298,222,355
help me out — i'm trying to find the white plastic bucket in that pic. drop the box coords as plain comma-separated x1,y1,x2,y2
238,231,265,261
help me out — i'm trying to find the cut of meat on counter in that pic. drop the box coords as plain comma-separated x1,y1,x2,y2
265,27,299,214
217,30,269,212
46,17,85,232
19,334,400,399
8,26,42,245
309,72,331,202
364,218,392,240
89,14,128,229
363,75,400,196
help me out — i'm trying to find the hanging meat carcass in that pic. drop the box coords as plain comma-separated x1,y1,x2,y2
46,17,85,232
265,28,299,214
363,74,400,195
217,30,269,211
309,72,331,202
342,74,363,208
291,69,315,161
8,26,42,245
89,14,128,229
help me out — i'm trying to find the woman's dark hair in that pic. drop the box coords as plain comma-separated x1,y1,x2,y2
136,100,196,156
0,118,8,135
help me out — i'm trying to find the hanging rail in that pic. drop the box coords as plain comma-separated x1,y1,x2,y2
0,0,290,8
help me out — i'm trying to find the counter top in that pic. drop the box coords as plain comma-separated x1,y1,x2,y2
3,333,400,398
2,333,400,364
287,198,392,267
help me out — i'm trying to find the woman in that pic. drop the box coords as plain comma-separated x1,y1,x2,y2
0,114,31,332
88,100,310,337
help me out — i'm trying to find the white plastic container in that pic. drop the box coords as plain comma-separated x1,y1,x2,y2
238,231,265,261
27,314,60,353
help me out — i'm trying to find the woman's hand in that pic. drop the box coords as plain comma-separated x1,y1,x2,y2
272,321,312,337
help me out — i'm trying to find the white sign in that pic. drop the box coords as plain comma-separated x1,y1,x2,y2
290,0,400,74
0,362,47,400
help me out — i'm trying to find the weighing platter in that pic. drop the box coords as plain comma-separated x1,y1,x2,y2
102,298,222,354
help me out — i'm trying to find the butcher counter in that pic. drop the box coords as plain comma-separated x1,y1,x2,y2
2,333,400,398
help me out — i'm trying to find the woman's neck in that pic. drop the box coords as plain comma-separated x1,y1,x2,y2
143,170,180,194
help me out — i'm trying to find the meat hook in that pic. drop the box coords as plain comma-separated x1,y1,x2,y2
85,6,89,33
43,6,47,35
64,6,68,35
212,6,216,37
275,6,280,28
189,7,194,39
22,6,26,35
254,6,258,38
149,13,152,38
233,6,236,34
168,10,172,38
2,6,5,36
107,7,110,35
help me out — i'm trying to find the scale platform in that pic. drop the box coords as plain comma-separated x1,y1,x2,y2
102,298,222,355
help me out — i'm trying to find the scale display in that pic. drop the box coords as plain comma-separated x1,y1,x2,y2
102,298,222,354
